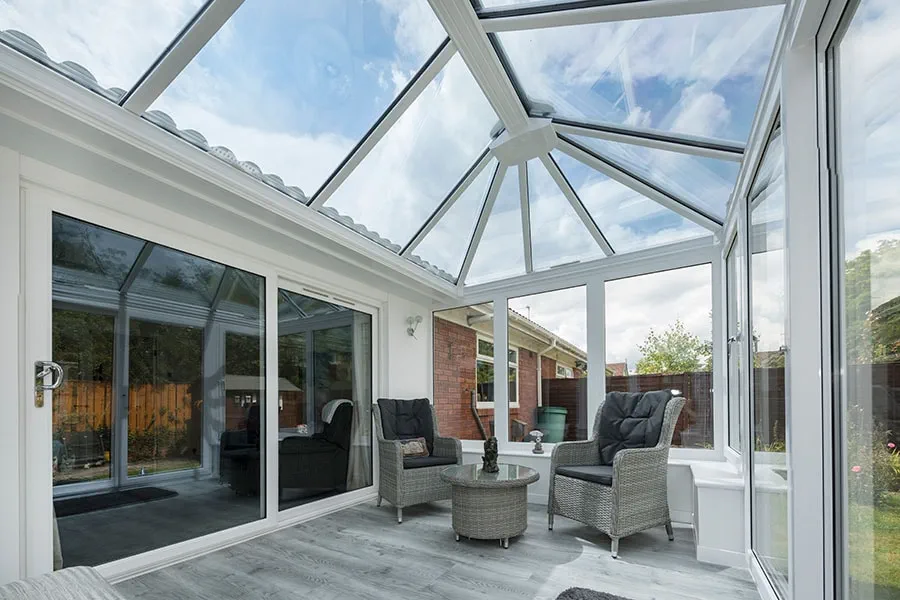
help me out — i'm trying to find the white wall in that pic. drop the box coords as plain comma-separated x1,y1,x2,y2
384,294,433,399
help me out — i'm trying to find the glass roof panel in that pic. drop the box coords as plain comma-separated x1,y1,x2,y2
571,135,739,220
552,150,709,253
0,1,204,97
527,158,605,270
130,245,226,306
148,0,447,197
467,166,525,285
324,53,498,248
278,289,349,325
413,159,498,281
496,5,783,142
52,214,146,290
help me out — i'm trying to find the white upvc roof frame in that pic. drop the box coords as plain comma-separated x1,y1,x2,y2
478,0,786,32
121,0,244,114
457,162,506,289
0,44,459,300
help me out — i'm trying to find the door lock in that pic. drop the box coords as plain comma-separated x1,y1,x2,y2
34,361,64,407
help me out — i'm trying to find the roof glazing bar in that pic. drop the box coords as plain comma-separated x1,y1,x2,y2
551,117,744,162
457,162,506,287
402,146,493,257
518,162,533,273
480,0,786,32
310,38,457,209
121,0,243,114
557,134,722,232
119,242,155,295
539,153,614,256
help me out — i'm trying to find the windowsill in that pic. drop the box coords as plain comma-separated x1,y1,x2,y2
690,460,744,490
474,403,521,410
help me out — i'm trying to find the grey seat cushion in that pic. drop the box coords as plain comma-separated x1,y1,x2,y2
377,398,435,454
556,465,614,486
598,390,672,465
403,455,457,470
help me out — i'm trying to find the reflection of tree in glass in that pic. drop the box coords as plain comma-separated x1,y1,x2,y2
845,240,900,364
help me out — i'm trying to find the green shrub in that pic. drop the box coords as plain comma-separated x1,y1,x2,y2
847,406,900,505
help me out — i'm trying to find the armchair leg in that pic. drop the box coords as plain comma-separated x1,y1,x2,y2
666,520,674,541
397,507,403,524
376,495,382,507
610,537,619,559
548,513,554,531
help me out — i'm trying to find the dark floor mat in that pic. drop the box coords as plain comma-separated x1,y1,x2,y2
55,487,178,518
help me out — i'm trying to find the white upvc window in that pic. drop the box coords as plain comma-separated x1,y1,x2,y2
556,364,574,379
475,335,519,409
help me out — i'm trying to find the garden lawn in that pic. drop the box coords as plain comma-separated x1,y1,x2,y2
849,492,900,596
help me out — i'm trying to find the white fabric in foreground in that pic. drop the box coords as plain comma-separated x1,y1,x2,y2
0,567,125,599
321,398,353,424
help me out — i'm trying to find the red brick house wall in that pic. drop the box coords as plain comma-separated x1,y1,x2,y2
541,356,558,380
434,316,548,441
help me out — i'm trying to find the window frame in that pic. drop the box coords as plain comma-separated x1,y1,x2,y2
475,333,520,409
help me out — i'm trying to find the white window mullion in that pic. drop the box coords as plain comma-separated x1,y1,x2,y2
493,295,510,448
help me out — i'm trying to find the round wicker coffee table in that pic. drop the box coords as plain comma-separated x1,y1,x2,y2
440,463,539,549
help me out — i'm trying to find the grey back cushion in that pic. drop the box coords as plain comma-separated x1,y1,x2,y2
598,390,672,465
377,398,435,455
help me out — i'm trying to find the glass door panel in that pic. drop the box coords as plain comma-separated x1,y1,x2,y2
52,308,115,487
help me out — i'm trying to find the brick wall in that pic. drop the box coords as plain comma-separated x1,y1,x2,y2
541,356,557,380
433,316,543,440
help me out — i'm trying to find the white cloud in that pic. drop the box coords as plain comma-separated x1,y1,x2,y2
0,0,203,89
605,264,713,368
508,286,587,352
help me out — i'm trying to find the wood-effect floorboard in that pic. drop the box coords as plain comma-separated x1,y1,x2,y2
116,501,760,600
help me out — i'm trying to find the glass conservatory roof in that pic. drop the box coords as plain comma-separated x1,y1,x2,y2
0,0,785,289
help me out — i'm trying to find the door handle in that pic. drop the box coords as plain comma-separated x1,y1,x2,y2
35,361,64,407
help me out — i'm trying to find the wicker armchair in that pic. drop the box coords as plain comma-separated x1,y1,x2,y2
374,399,462,523
548,393,685,558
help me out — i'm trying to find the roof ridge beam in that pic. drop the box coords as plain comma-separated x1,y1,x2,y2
557,134,722,232
551,117,744,162
458,162,506,287
480,0,786,32
122,0,244,114
310,38,456,209
402,146,492,257
428,0,530,134
539,153,614,256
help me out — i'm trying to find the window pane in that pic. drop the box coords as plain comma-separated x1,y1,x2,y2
467,166,525,285
605,264,713,448
51,214,265,567
323,53,498,249
0,1,203,97
495,6,783,142
434,303,494,441
835,1,900,597
508,286,588,442
277,290,373,511
552,150,710,253
148,1,446,198
567,136,740,221
527,157,606,269
749,129,788,592
726,237,745,453
412,159,497,280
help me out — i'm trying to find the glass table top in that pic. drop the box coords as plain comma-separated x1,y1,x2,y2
441,463,539,486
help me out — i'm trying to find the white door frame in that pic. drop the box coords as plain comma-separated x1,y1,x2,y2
17,160,383,582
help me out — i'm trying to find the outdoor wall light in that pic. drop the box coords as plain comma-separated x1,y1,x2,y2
406,315,423,338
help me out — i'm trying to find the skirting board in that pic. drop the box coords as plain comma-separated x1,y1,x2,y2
696,545,746,569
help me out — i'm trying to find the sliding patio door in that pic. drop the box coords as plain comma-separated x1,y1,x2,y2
24,190,268,574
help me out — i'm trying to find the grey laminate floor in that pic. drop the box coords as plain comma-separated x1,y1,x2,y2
116,501,760,600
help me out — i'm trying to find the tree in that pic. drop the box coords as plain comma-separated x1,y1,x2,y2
635,320,711,375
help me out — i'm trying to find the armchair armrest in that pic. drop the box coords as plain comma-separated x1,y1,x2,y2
612,446,669,490
433,436,462,462
377,437,403,474
550,439,599,474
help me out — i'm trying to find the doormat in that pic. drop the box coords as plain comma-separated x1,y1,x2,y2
55,487,178,518
556,589,633,600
